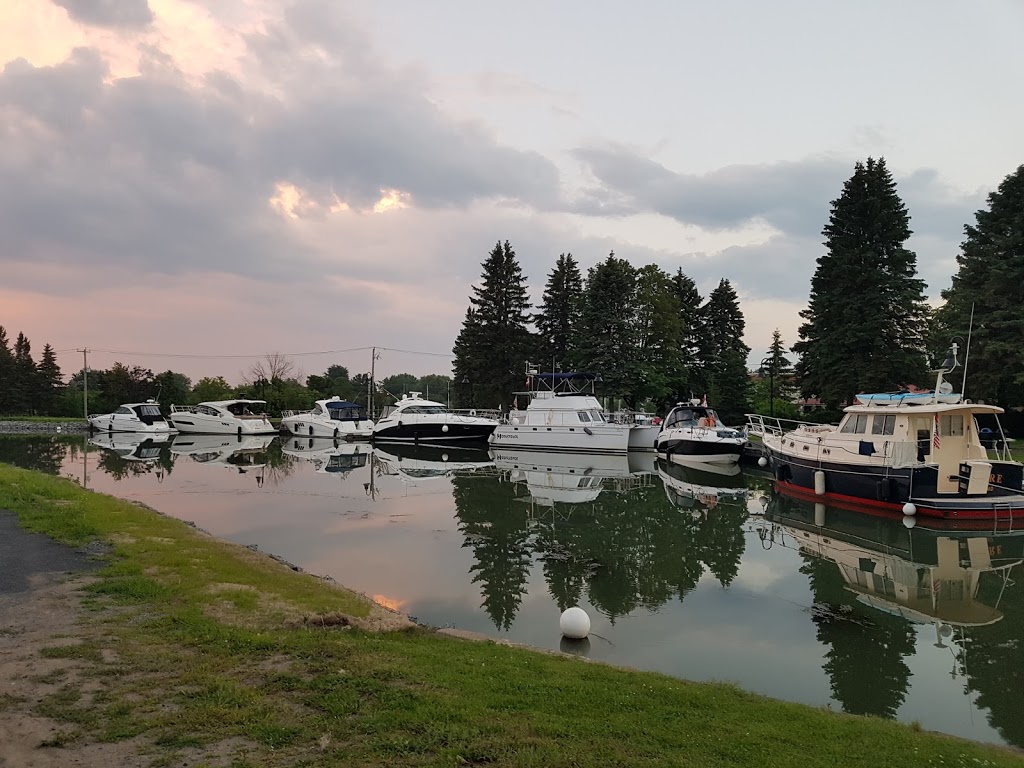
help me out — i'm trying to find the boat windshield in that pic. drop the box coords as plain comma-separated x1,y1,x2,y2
402,405,448,415
665,408,697,428
136,405,162,417
329,407,368,421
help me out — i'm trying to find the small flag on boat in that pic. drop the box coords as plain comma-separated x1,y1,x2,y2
933,413,941,450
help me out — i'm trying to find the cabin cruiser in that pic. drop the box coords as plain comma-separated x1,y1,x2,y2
88,400,176,433
749,344,1024,522
760,490,1024,627
281,436,370,474
655,400,746,463
656,456,747,512
490,372,649,454
492,448,654,506
371,392,498,444
89,432,173,461
280,398,373,439
169,400,276,435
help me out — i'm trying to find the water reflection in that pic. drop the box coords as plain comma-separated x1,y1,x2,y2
1,433,1022,749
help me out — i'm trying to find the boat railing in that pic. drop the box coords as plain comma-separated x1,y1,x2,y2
281,409,313,419
449,408,502,421
745,413,830,439
170,405,197,414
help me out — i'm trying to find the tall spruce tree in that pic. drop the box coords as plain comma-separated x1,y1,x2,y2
533,253,583,371
698,279,750,420
36,343,63,416
0,327,13,414
795,157,930,407
11,332,36,414
574,252,638,405
452,307,483,407
633,265,685,409
453,241,532,409
672,269,705,397
936,164,1024,407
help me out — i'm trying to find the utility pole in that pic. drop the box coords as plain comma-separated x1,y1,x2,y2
369,347,379,419
78,348,89,421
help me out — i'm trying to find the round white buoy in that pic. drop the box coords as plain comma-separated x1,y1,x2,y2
559,607,591,639
441,424,449,433
902,515,917,529
902,502,917,516
758,456,768,468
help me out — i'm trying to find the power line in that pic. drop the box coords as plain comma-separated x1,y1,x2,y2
55,345,455,360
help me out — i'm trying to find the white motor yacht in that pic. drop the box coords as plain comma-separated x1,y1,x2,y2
490,372,647,454
88,400,176,433
169,399,276,435
372,392,499,444
655,400,746,464
280,398,373,439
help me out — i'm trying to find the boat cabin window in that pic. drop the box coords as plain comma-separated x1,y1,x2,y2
116,407,133,415
939,414,964,438
577,411,592,422
403,405,447,415
589,410,605,423
197,405,220,416
137,405,162,417
313,404,325,416
328,407,367,421
665,409,697,429
840,414,869,434
871,415,896,436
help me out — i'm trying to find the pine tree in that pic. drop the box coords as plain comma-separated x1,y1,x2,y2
633,265,684,409
35,343,63,416
754,329,796,416
794,157,930,407
698,279,750,420
11,332,37,414
533,253,583,370
671,269,705,398
454,241,532,409
0,327,13,414
936,164,1024,407
574,252,639,404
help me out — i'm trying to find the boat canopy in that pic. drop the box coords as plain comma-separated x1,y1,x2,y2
325,400,361,410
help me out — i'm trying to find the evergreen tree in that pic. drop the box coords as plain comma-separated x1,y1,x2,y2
671,269,705,398
753,329,797,417
633,265,685,409
35,343,63,415
452,307,483,408
0,327,14,414
794,157,930,407
574,252,638,405
698,279,750,420
533,253,583,371
936,164,1024,407
453,241,533,409
11,332,37,414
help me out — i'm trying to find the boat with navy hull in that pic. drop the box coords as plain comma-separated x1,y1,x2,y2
748,344,1024,522
655,400,746,463
371,392,498,444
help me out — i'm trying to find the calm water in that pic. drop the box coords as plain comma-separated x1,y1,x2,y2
3,433,1022,749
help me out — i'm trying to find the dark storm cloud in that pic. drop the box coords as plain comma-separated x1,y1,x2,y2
52,0,154,29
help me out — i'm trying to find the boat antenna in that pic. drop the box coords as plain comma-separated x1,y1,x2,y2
961,303,975,401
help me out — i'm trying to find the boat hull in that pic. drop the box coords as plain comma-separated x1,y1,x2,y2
372,420,496,444
765,446,1024,521
489,424,631,454
655,436,744,464
170,414,277,435
88,415,176,434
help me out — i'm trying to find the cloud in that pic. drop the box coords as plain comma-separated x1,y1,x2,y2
51,0,153,29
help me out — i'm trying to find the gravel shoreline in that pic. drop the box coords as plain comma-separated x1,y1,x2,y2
0,421,90,434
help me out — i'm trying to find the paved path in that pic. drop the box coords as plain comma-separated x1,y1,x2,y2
0,511,100,597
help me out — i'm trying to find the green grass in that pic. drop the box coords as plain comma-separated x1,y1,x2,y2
0,464,1021,768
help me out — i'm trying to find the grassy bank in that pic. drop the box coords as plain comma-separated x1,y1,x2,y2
1,465,1021,767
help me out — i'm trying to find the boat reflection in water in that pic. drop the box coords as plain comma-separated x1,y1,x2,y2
89,432,174,481
656,456,748,513
761,488,1023,629
280,437,370,475
169,434,275,485
371,444,495,486
491,449,655,507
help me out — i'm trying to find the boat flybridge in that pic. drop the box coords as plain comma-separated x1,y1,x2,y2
489,370,655,454
88,400,176,433
280,398,373,439
749,343,1024,522
169,400,276,435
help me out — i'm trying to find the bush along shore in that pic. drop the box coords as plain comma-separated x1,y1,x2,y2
0,465,1022,767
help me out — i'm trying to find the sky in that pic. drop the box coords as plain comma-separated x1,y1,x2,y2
2,0,1023,386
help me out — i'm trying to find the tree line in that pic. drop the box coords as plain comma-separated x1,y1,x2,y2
0,335,451,419
453,159,1024,423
